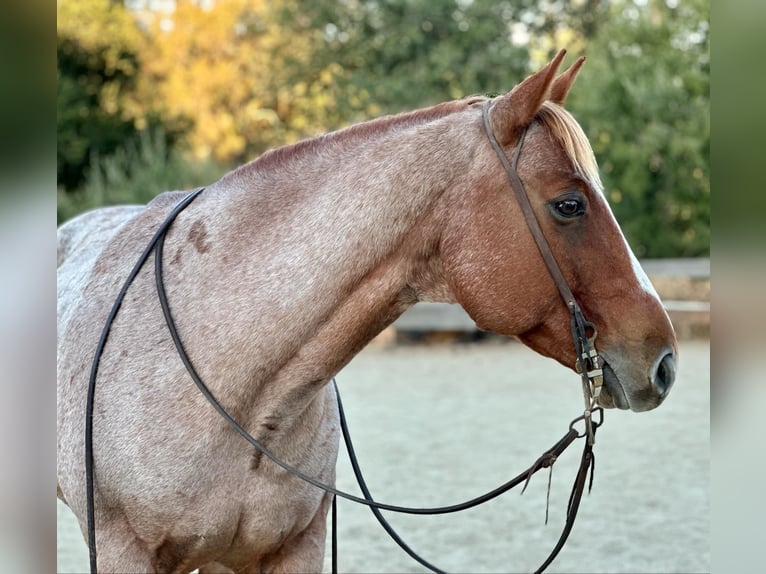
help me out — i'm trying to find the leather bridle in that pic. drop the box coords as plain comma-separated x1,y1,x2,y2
83,99,606,574
480,99,605,440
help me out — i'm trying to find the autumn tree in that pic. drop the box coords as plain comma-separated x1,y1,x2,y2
57,0,709,257
57,0,147,190
136,0,352,164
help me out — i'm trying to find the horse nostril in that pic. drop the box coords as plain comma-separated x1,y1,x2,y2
652,352,676,397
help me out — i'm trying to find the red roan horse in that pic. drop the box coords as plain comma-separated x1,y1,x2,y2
58,51,677,573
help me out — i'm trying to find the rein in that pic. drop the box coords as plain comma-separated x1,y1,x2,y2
84,99,606,573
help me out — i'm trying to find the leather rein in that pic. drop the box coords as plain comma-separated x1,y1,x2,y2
84,99,606,574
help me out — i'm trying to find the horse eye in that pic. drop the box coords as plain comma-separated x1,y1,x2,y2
554,199,585,218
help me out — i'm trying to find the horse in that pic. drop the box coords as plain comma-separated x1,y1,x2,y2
57,50,678,573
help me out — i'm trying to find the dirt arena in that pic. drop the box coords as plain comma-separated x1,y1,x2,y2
58,340,709,573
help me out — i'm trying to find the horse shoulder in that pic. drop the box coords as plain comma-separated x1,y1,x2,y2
57,205,144,332
57,205,144,267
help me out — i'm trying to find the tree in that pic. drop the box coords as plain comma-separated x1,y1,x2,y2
134,0,350,163
56,0,709,257
308,0,708,256
567,0,709,257
57,0,161,190
305,0,532,113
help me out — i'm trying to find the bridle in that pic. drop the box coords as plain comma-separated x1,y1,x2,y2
83,98,606,574
480,100,605,440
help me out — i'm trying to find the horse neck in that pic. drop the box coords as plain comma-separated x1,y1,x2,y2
169,114,475,418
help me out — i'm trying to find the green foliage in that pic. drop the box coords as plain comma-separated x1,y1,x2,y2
57,36,189,191
306,0,709,257
568,0,709,257
305,0,531,112
57,0,189,191
56,0,709,257
57,37,135,190
57,130,225,224
57,0,140,190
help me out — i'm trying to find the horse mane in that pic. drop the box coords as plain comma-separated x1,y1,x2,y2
239,96,487,175
227,95,600,192
534,101,603,191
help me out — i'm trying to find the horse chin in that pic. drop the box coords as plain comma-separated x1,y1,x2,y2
596,361,630,410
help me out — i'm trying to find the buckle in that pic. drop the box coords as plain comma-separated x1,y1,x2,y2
569,406,604,443
575,350,604,399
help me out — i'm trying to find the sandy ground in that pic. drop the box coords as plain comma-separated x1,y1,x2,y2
58,340,709,573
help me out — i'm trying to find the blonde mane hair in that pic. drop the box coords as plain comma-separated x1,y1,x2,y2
535,101,603,192
232,96,602,197
245,97,481,174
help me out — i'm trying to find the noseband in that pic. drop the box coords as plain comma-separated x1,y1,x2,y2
83,99,606,574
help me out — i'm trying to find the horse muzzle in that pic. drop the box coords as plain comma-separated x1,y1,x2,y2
597,348,677,412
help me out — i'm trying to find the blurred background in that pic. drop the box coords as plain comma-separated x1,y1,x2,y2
57,0,709,262
51,1,714,573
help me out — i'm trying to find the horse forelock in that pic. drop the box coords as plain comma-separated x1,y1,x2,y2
535,102,603,192
232,96,487,176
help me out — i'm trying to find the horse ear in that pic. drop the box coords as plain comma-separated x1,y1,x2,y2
549,56,586,105
489,49,567,145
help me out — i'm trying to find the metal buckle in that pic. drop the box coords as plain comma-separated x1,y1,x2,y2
569,406,603,444
575,350,604,398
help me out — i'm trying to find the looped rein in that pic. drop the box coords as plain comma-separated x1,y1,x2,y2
83,99,607,574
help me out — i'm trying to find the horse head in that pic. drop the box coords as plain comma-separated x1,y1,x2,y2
439,51,678,412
